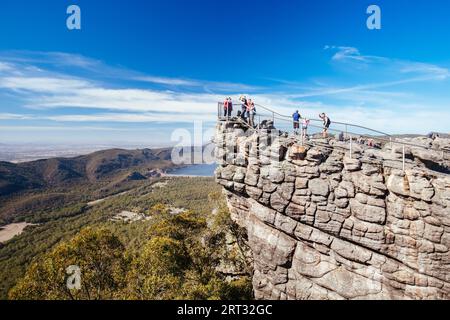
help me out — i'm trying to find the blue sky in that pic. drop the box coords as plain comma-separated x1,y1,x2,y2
0,0,449,146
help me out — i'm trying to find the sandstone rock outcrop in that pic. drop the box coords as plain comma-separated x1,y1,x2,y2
214,120,450,300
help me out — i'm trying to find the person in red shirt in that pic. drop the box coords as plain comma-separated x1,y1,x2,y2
223,98,229,118
223,97,233,119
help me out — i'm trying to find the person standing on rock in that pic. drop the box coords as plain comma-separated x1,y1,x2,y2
302,118,310,141
225,97,233,119
239,95,248,120
292,110,301,135
319,113,331,138
223,97,230,119
246,99,256,127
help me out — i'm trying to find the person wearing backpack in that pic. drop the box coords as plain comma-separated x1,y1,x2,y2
319,113,331,138
239,95,247,120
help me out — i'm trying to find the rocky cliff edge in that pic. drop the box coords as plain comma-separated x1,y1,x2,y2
214,120,450,300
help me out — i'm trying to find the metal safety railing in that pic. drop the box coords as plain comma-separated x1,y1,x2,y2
217,101,450,172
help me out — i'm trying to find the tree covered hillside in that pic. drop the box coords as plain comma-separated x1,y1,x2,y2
0,177,253,300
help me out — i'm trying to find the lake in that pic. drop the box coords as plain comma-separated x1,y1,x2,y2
168,163,217,177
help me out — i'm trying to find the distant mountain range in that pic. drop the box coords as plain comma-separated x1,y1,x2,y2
0,148,173,197
0,144,164,163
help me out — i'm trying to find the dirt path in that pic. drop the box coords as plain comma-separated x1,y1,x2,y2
0,223,37,243
87,191,130,207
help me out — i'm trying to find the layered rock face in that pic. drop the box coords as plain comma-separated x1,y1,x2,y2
214,120,450,300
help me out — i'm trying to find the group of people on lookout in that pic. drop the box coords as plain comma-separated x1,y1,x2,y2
292,110,331,138
222,96,331,138
222,96,256,127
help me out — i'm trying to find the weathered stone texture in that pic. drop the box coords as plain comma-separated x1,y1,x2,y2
215,121,450,300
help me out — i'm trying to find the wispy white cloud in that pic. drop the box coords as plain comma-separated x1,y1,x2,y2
283,46,450,101
0,62,14,71
136,76,200,86
326,45,449,79
0,125,146,131
25,88,220,115
0,77,90,93
0,54,262,123
325,46,369,62
0,113,33,120
46,112,215,124
0,54,219,120
0,48,449,137
284,78,434,99
399,62,449,79
0,51,260,93
0,51,102,70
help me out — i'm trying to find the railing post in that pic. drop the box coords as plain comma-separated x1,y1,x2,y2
345,124,348,140
272,112,274,124
402,145,405,172
349,134,352,159
301,126,304,146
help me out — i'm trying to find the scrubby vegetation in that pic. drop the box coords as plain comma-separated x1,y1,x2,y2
1,177,253,300
8,227,128,300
